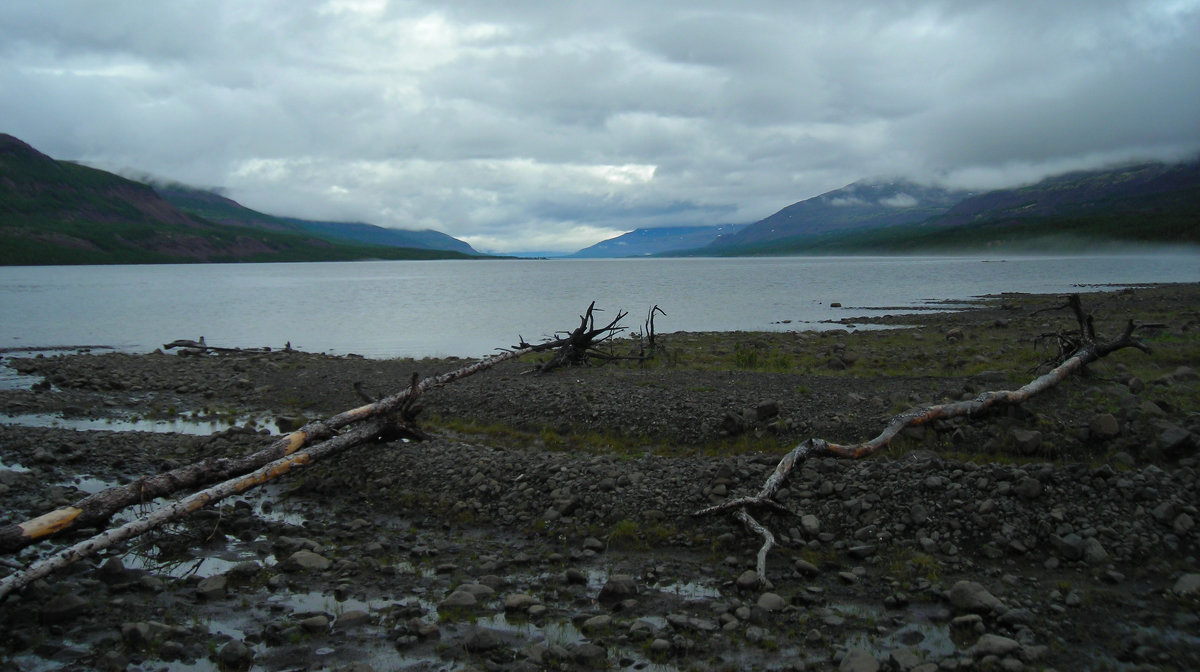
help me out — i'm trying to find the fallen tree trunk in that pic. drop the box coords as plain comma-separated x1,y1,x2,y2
0,419,390,602
0,317,623,555
695,296,1151,584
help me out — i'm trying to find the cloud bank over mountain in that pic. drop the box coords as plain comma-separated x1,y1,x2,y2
3,0,1197,252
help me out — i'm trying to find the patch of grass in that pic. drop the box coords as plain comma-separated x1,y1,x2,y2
604,519,677,550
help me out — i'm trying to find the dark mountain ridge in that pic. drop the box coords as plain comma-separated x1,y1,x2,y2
687,159,1199,256
153,182,479,255
0,134,479,265
706,179,971,253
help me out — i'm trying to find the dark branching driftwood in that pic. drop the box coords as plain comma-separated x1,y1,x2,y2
639,305,667,357
0,303,649,601
520,301,632,374
162,337,292,356
694,294,1153,584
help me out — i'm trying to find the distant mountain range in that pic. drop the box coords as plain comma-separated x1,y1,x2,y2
705,180,970,254
152,183,479,256
582,159,1200,257
570,223,747,258
3,132,1196,264
0,133,480,265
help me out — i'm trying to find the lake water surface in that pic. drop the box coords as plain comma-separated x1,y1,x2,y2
1,254,1196,358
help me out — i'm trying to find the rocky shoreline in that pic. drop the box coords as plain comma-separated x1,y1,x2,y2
1,284,1198,671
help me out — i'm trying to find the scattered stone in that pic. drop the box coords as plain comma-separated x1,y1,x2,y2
1089,413,1120,439
120,622,152,647
800,514,821,536
300,614,330,633
794,559,820,576
848,544,876,559
969,633,1022,657
1014,477,1042,500
840,647,881,672
505,593,538,612
1051,533,1085,561
335,610,372,629
573,643,608,665
440,590,478,609
40,594,90,623
889,648,923,671
286,550,332,571
1081,538,1109,564
736,570,761,590
1009,428,1043,454
195,574,228,600
1173,573,1200,597
756,592,787,612
949,580,1003,614
1174,513,1195,535
463,627,502,652
457,583,496,599
217,639,254,670
598,574,638,603
582,614,612,632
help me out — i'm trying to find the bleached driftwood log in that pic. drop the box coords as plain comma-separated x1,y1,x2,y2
695,295,1152,584
0,305,645,556
0,302,657,600
0,419,388,601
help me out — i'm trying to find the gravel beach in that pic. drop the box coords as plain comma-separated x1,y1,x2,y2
1,284,1198,672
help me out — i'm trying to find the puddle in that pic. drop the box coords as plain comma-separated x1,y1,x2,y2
393,560,440,579
472,612,681,672
0,412,284,436
0,456,32,473
268,590,381,616
62,473,122,495
657,579,723,600
0,347,114,391
121,538,277,580
473,612,587,646
838,601,957,661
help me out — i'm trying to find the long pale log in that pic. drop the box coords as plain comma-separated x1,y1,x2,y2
0,338,571,554
695,305,1150,583
0,419,388,602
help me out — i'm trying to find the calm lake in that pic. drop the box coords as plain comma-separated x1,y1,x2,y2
1,254,1197,359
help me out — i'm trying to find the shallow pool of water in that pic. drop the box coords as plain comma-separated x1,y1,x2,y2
1,411,284,435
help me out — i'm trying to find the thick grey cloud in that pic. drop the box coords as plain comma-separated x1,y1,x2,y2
2,0,1197,252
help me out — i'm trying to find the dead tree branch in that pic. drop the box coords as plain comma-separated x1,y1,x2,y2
695,294,1152,585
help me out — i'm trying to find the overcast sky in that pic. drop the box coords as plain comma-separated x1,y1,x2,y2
3,1,1198,253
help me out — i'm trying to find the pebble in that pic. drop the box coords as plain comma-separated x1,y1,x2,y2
440,590,478,608
840,647,881,672
217,640,254,669
39,594,90,624
756,592,787,612
1173,573,1200,597
285,550,332,571
949,580,1004,614
598,574,638,603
